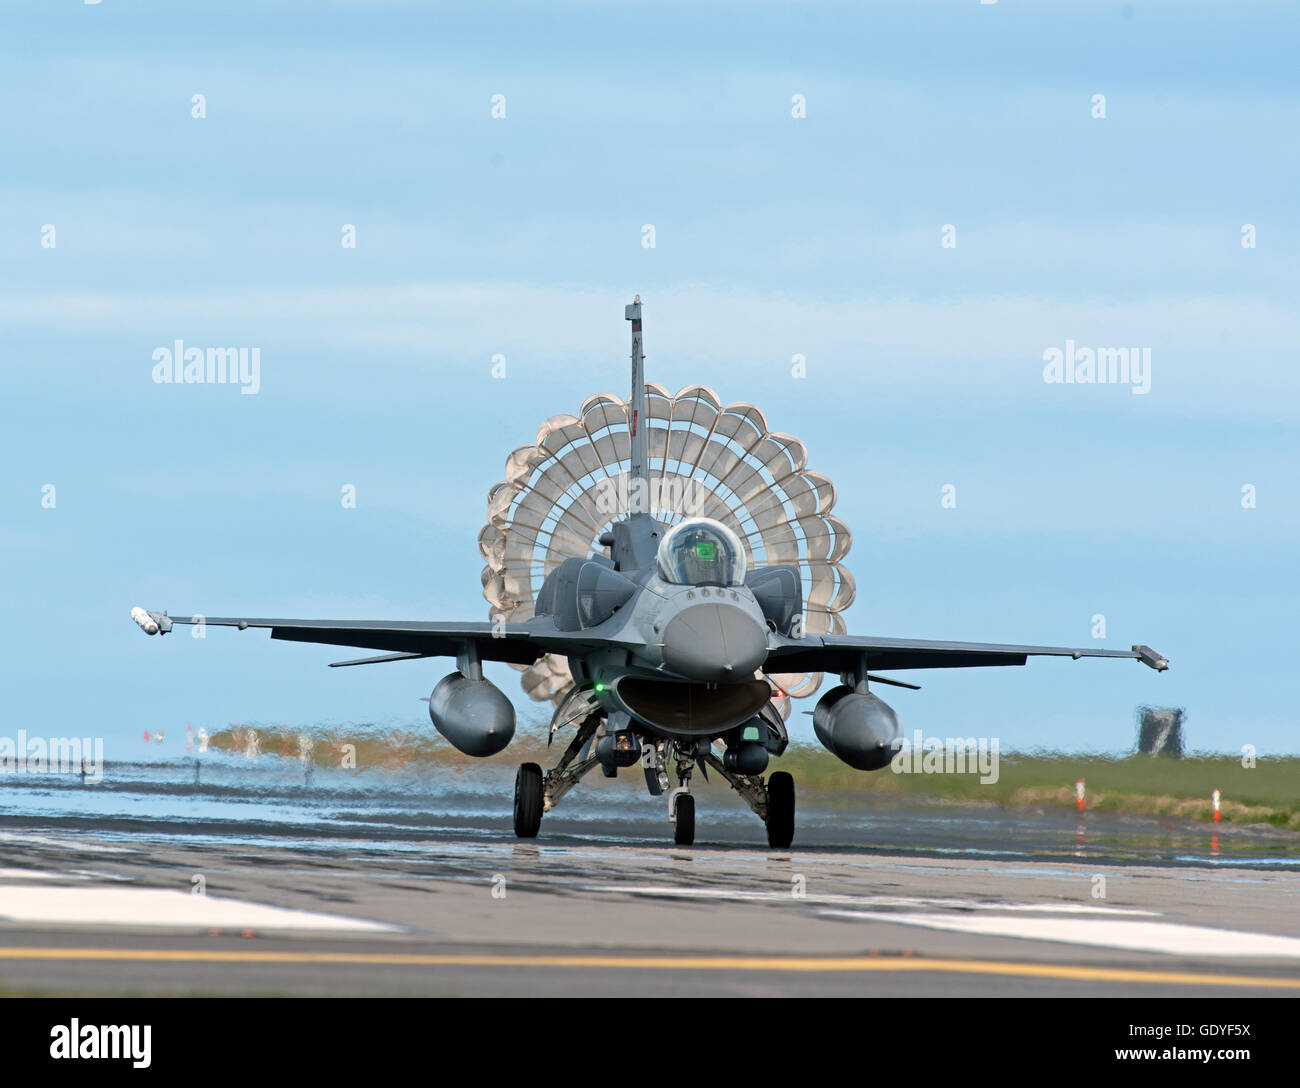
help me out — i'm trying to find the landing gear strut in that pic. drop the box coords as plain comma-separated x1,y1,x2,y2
512,714,796,848
703,753,797,849
512,713,603,839
669,744,698,846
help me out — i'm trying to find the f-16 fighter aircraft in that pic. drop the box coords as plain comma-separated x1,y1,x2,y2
132,298,1168,847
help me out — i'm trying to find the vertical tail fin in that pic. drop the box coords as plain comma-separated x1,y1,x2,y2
624,296,648,513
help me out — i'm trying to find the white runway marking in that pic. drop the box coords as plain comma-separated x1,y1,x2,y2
821,910,1300,959
592,884,1158,916
0,868,128,883
0,833,130,854
0,885,397,933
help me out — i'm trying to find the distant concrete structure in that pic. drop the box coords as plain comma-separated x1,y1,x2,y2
1137,706,1185,757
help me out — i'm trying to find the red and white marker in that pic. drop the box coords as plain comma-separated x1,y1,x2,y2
1213,788,1221,823
1076,778,1086,812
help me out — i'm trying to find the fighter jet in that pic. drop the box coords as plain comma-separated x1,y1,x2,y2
132,299,1169,848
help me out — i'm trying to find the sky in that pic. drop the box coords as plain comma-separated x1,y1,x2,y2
1,0,1297,760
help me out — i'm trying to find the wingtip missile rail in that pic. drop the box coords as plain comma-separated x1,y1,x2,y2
130,607,172,636
1133,644,1169,671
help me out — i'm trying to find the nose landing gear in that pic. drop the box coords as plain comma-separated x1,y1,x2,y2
668,744,697,846
671,792,695,845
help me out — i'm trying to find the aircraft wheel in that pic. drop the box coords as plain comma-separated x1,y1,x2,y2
674,794,695,846
766,771,795,849
513,762,543,838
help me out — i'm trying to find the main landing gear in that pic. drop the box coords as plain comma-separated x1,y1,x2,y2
511,720,796,849
513,762,544,838
513,714,603,839
681,749,796,849
764,771,795,849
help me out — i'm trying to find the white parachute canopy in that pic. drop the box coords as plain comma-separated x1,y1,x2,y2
479,384,856,717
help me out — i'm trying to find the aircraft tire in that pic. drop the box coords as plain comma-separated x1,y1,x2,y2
674,794,695,846
514,762,543,838
766,771,795,848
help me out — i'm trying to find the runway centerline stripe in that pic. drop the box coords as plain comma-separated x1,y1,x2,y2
0,948,1296,988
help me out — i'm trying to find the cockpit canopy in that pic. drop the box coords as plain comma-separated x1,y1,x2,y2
656,518,748,587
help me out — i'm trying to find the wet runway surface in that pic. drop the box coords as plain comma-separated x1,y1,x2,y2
1,759,1298,996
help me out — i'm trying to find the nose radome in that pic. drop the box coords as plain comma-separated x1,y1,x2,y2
661,603,768,682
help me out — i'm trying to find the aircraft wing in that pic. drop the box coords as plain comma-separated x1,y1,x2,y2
130,610,585,667
765,633,1169,674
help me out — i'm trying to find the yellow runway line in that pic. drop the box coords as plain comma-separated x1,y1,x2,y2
0,947,1297,988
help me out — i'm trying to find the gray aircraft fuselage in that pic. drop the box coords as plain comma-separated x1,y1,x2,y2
538,512,784,748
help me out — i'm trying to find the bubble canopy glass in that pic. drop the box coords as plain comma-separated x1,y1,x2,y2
656,518,748,587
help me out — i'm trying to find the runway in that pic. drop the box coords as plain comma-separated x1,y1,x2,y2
1,758,1298,996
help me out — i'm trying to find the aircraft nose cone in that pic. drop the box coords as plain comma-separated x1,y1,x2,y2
661,602,768,682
